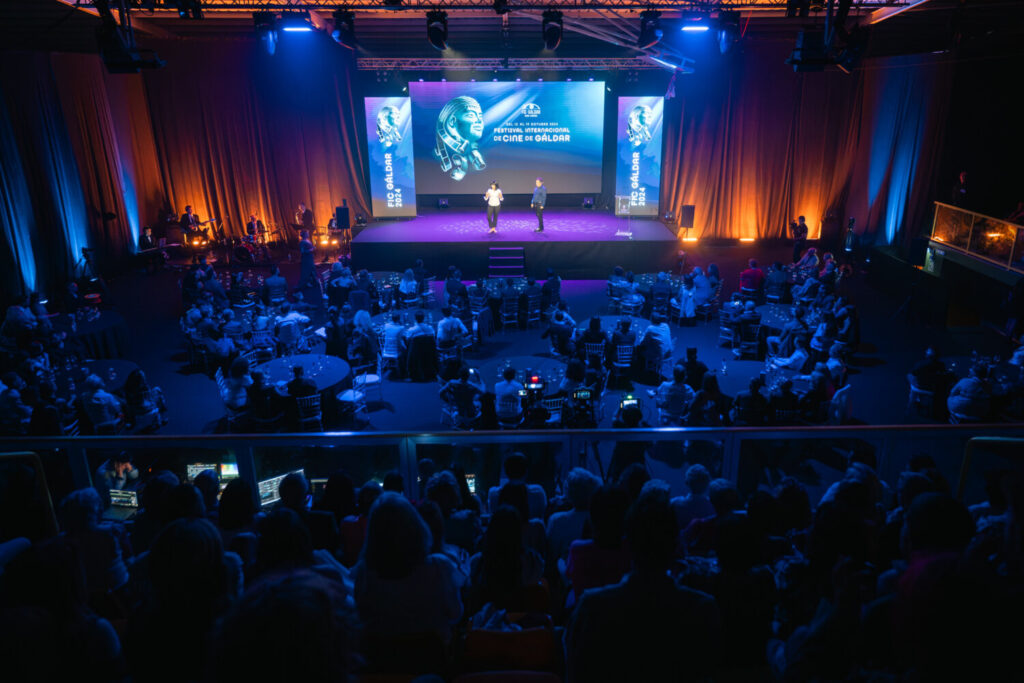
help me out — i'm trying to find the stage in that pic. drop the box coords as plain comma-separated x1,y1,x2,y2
350,209,680,279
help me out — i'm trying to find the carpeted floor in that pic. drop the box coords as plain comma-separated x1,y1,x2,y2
97,243,1014,438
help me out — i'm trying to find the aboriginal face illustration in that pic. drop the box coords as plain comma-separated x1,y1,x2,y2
627,105,653,147
376,105,403,147
434,96,487,181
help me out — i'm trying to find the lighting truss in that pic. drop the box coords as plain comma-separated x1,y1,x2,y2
78,0,909,11
356,56,694,72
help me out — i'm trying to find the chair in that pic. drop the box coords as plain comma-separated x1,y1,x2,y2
717,324,736,348
526,294,542,328
696,286,720,323
651,290,670,317
606,282,623,313
399,290,420,309
250,328,275,350
336,387,368,424
405,334,439,382
735,324,761,360
826,384,851,425
738,286,759,302
420,276,438,308
619,297,643,317
541,397,563,426
498,395,523,428
437,341,460,368
353,357,384,402
583,342,606,364
294,394,323,431
765,282,784,304
461,624,559,675
380,332,401,375
62,418,81,437
907,383,935,418
611,344,634,385
500,298,519,331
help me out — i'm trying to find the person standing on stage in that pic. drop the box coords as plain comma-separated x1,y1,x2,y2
296,202,315,242
484,181,504,234
298,230,316,290
790,215,808,263
531,177,547,233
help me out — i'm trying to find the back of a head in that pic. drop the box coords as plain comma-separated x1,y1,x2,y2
257,508,314,572
218,479,256,531
673,364,687,384
566,468,601,511
774,478,812,533
503,452,528,480
502,366,517,382
163,483,207,526
589,485,631,548
626,489,678,572
684,464,711,496
416,500,446,554
415,311,425,323
904,492,975,555
194,469,221,509
497,481,530,521
715,513,760,573
618,463,650,502
382,471,405,494
424,471,461,514
0,536,87,617
149,518,227,611
361,492,430,580
278,472,309,511
214,570,356,683
357,481,383,515
59,488,102,535
708,479,740,516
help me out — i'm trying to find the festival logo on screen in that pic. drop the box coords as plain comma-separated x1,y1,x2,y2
520,103,542,118
615,96,663,217
433,96,487,181
364,97,417,217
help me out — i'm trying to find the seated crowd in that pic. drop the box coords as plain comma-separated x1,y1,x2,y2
1,450,1020,682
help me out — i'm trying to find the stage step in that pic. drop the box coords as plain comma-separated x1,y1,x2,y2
488,246,525,278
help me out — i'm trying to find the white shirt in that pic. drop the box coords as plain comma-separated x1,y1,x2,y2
437,316,469,343
485,188,504,207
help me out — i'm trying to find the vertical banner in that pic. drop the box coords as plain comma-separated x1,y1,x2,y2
364,97,417,217
615,96,663,217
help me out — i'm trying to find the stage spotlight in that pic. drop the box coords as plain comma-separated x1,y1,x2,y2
542,10,563,50
681,13,710,32
279,12,312,32
426,10,449,50
254,12,278,56
717,10,740,54
638,10,663,49
331,9,356,49
174,0,202,20
493,0,510,15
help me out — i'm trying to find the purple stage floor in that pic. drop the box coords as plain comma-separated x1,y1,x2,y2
350,209,679,279
354,209,677,243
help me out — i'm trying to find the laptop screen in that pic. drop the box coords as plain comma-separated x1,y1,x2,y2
258,469,305,507
220,462,240,479
186,463,219,482
110,489,139,508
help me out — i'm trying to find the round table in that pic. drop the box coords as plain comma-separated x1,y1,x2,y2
479,355,568,388
55,359,139,397
63,310,129,359
255,354,350,395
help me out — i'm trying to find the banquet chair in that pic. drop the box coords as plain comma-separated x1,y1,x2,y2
540,397,563,426
717,324,736,349
420,277,438,308
611,344,634,385
619,296,643,317
250,328,275,351
651,290,671,318
500,299,519,331
696,284,721,323
826,384,852,425
295,394,323,432
469,293,488,315
498,395,523,429
379,332,401,375
399,291,420,309
583,342,606,365
526,294,543,328
735,324,761,360
353,357,384,402
606,282,623,313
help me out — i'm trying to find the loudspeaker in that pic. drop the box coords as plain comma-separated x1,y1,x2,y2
335,205,350,229
679,205,695,230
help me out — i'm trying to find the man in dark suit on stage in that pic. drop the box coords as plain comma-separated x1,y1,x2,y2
531,177,547,232
245,213,265,242
296,203,315,232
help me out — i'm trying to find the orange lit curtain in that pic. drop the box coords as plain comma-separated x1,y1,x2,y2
661,40,949,245
140,37,370,239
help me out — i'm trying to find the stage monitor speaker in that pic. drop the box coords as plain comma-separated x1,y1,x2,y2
679,205,695,229
335,205,350,229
